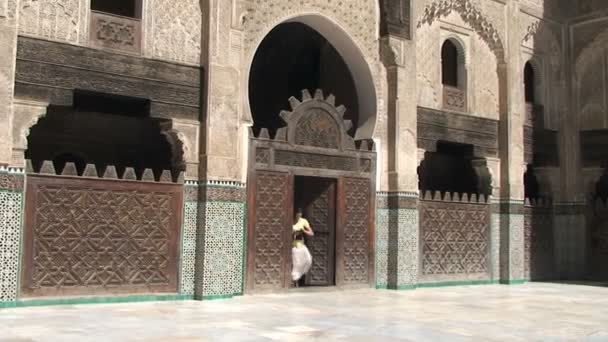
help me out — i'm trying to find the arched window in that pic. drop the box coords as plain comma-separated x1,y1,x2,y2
441,40,459,87
524,62,535,104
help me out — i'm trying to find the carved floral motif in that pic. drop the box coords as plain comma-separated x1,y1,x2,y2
417,0,505,62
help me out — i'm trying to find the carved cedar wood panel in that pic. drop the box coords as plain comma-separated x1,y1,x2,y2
420,200,490,277
303,180,335,286
342,177,371,284
524,207,555,280
22,176,182,297
253,172,289,289
295,109,340,149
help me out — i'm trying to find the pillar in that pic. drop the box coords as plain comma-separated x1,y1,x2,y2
553,14,587,280
191,0,248,300
0,0,23,306
377,13,419,288
0,0,19,166
497,1,525,284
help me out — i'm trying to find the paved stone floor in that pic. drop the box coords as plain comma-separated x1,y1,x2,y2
1,283,608,341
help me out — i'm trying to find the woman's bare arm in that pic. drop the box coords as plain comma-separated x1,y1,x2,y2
304,226,314,236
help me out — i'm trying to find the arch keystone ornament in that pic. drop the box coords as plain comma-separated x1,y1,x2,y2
278,89,356,151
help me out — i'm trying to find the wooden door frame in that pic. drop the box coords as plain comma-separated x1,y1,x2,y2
244,91,377,293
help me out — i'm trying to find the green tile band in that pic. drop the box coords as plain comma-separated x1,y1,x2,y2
0,294,194,309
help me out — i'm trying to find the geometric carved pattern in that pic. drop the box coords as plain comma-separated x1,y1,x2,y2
90,11,141,54
206,185,246,203
342,178,370,284
0,173,24,192
377,198,419,289
524,206,554,280
253,172,288,289
375,208,389,288
305,182,334,286
295,109,340,149
443,86,466,112
420,200,490,278
180,201,198,295
202,201,245,297
0,191,23,302
22,176,182,297
388,208,419,287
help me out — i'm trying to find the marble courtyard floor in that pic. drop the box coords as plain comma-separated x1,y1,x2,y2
1,283,608,341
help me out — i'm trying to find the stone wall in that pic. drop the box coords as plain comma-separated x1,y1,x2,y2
16,0,202,65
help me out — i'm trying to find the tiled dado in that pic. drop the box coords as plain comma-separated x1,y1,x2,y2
188,181,247,300
376,192,419,290
492,200,526,284
0,170,25,303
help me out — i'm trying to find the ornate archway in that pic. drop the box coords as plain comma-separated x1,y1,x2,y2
246,89,376,292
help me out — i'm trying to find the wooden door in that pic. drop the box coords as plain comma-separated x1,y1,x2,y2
295,177,336,286
247,171,293,292
336,177,373,286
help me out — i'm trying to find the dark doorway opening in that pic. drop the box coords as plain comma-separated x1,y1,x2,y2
91,0,140,18
418,141,489,196
293,176,337,287
248,22,359,137
25,91,184,180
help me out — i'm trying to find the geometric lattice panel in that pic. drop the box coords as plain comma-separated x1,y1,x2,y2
253,172,288,290
180,201,198,295
23,177,182,297
0,191,22,302
202,201,245,297
508,213,525,281
393,208,419,287
375,208,389,288
420,200,490,279
342,178,370,284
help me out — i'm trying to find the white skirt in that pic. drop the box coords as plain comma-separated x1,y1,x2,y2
291,245,313,281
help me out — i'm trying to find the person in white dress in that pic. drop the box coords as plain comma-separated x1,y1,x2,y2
291,208,314,287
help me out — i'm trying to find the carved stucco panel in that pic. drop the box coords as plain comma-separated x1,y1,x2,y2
415,0,506,63
241,1,378,63
171,120,200,164
575,26,608,131
19,0,84,44
416,20,440,109
0,0,18,20
208,65,240,159
521,16,564,130
0,0,18,166
147,0,202,65
578,52,607,130
472,30,499,119
416,8,499,119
